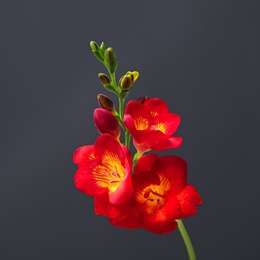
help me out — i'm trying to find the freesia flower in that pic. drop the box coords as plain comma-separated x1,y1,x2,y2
94,108,120,139
110,154,202,234
123,98,182,154
73,134,132,205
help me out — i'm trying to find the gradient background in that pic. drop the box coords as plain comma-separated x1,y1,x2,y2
1,0,260,259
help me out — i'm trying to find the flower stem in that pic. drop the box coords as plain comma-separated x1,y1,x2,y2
119,97,124,119
119,97,131,148
176,219,197,260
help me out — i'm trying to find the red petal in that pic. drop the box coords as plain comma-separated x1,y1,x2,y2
124,100,149,119
108,171,133,205
133,170,161,193
140,195,179,234
94,193,141,229
154,113,181,136
94,193,112,216
150,136,183,151
123,114,137,135
94,134,125,165
108,202,142,229
177,184,202,218
73,145,94,166
152,156,187,195
134,154,159,174
74,167,107,196
143,98,169,115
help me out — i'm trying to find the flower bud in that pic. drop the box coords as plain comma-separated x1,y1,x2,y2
98,73,111,85
97,94,115,112
90,41,99,52
90,41,103,62
94,108,120,139
104,47,117,73
126,71,139,83
119,75,133,90
136,96,150,104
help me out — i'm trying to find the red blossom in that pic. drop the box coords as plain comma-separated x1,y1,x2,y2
73,134,132,205
123,98,182,154
109,155,202,234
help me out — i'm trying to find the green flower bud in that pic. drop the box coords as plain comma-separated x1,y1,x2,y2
104,47,117,73
90,41,99,52
99,42,106,55
89,41,103,62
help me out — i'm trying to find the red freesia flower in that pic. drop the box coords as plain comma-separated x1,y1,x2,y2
73,134,132,205
109,154,202,234
94,108,120,139
123,98,182,154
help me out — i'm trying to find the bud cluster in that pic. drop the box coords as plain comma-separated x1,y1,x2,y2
90,41,139,97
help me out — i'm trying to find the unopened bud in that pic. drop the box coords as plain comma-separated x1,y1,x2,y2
126,71,139,83
90,41,99,52
90,41,103,62
94,108,120,139
132,71,139,83
98,73,111,85
119,75,133,90
97,94,114,112
104,47,117,73
136,96,150,104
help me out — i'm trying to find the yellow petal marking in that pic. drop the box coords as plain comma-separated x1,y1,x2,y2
135,173,170,213
93,151,125,192
134,117,149,130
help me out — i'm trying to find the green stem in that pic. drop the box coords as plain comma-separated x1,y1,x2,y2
125,131,130,148
118,97,130,148
110,72,117,91
102,62,130,149
176,219,197,260
119,98,124,119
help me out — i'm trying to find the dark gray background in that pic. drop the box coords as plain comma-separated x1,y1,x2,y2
1,0,260,259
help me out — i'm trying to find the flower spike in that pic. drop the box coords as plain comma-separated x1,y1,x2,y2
73,41,202,260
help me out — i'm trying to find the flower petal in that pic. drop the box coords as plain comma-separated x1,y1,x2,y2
94,134,125,165
152,156,187,195
74,167,107,196
143,98,169,115
108,171,133,205
153,113,180,136
108,202,142,229
134,154,159,174
140,195,179,234
177,184,202,218
94,193,111,216
73,145,94,167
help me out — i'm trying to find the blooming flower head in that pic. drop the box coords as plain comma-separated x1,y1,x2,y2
73,41,202,245
73,134,132,205
123,98,182,154
124,154,201,234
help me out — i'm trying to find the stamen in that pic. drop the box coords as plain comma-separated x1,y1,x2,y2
150,189,165,199
109,180,119,184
